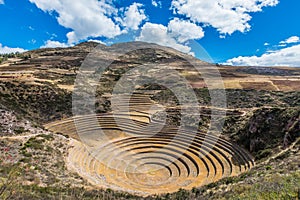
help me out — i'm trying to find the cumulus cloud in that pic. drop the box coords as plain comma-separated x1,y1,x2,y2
171,0,279,35
136,22,192,54
122,3,147,30
225,44,300,67
41,40,69,48
29,0,122,44
136,19,204,55
0,0,4,5
168,18,204,43
0,44,27,54
279,36,300,44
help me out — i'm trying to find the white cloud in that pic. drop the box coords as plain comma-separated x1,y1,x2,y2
122,3,147,30
152,0,157,7
0,44,27,54
0,0,4,5
152,0,162,8
225,44,300,67
278,44,286,47
87,39,106,45
29,39,37,44
279,36,300,44
28,26,35,31
136,22,192,54
168,18,204,43
136,20,203,55
136,18,204,55
264,42,269,46
171,0,279,35
41,40,69,48
29,0,122,44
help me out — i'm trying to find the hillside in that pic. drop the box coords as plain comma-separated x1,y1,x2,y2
0,42,299,199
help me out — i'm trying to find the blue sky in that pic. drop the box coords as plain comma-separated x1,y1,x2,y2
0,0,299,66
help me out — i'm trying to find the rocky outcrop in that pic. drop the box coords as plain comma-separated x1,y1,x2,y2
236,107,300,159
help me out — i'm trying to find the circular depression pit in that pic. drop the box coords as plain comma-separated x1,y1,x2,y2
65,42,254,194
46,112,255,194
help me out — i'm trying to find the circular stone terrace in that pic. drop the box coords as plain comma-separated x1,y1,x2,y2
45,93,254,195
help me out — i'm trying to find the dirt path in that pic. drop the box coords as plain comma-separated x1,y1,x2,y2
261,137,300,165
0,133,41,140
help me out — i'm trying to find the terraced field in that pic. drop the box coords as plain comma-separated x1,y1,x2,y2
45,93,254,194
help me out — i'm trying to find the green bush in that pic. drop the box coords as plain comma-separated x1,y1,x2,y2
14,126,27,134
23,137,45,150
265,165,272,170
